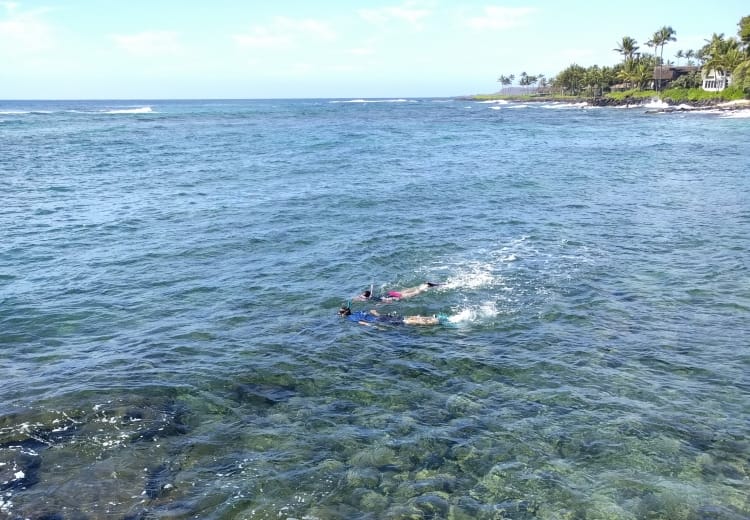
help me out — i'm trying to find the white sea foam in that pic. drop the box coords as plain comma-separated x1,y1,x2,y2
448,308,474,323
0,109,56,115
542,102,588,109
103,106,154,114
489,106,502,110
443,264,497,290
720,110,750,119
332,99,415,104
477,99,509,105
508,104,529,109
448,301,499,324
643,98,669,109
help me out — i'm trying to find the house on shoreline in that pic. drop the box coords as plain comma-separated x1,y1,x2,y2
653,65,700,90
653,65,733,92
702,69,732,91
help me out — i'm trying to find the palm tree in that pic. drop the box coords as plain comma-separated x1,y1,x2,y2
650,26,677,92
552,64,586,95
528,75,539,93
701,33,741,89
584,66,605,97
724,48,746,72
616,61,633,90
675,49,684,65
634,62,653,90
656,26,677,64
497,75,510,93
685,49,696,66
739,15,750,52
614,36,639,61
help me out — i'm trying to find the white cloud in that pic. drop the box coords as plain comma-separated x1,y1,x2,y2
0,3,56,54
111,31,182,56
465,6,537,30
233,16,336,50
327,64,360,72
233,28,290,49
348,47,375,56
358,3,431,27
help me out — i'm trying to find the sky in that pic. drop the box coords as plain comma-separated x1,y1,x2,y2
1,1,748,99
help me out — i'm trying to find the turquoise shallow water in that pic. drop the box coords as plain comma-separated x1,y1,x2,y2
1,99,749,519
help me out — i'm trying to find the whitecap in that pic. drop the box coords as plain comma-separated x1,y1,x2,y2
542,102,588,109
477,99,509,105
103,106,154,114
643,98,669,109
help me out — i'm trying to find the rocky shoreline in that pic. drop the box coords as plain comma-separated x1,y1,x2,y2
464,95,750,113
589,97,750,111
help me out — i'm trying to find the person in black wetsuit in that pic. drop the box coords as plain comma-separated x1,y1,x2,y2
338,305,447,326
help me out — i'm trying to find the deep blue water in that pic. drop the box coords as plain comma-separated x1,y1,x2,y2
1,98,749,519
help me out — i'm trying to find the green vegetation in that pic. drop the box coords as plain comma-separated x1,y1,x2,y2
487,15,750,103
606,90,659,102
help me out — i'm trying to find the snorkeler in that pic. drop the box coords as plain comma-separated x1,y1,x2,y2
354,281,443,302
338,305,449,326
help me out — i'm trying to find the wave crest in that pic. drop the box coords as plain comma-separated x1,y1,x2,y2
103,106,154,114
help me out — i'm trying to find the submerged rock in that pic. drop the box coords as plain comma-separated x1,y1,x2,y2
130,401,190,442
233,382,297,406
0,451,41,492
345,467,380,489
411,493,450,517
144,464,173,499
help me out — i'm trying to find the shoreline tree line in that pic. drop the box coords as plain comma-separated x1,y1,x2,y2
496,15,750,98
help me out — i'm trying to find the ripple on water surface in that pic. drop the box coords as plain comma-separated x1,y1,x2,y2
1,99,748,519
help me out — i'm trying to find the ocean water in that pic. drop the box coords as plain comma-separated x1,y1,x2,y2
1,98,748,520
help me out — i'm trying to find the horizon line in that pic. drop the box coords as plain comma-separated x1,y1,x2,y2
0,96,466,102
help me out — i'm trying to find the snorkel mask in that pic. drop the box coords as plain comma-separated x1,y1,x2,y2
338,300,352,316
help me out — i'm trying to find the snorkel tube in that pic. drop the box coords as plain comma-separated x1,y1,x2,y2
338,300,353,316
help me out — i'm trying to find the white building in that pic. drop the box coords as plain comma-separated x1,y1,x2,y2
702,69,732,91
